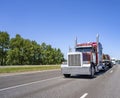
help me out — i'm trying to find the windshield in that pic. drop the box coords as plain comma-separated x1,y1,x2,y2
76,47,92,52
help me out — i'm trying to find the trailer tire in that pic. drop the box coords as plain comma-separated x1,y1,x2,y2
90,66,95,78
63,74,70,78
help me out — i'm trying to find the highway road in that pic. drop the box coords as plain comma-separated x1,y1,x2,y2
0,65,120,98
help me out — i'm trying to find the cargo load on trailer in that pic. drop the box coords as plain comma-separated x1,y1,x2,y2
102,54,113,68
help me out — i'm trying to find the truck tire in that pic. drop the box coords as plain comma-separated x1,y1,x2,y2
63,74,70,78
103,65,107,71
90,66,95,78
108,63,113,68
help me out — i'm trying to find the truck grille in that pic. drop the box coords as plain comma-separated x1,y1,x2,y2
68,53,81,66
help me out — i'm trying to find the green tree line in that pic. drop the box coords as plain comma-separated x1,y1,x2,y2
0,31,64,65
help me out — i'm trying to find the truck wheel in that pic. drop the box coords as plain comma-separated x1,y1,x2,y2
103,65,107,71
108,63,112,68
90,66,95,78
109,65,112,68
64,74,70,78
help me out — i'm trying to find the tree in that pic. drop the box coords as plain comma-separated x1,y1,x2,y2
6,33,64,65
7,34,24,65
22,39,33,65
40,43,64,65
0,31,10,65
53,48,64,64
29,41,41,65
7,35,42,65
7,48,20,65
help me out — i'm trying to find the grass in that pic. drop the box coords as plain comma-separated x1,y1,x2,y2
0,65,61,74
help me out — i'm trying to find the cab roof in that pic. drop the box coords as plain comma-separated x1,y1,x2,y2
76,42,97,48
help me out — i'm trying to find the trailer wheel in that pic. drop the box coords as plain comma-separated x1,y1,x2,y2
90,66,95,78
63,74,70,78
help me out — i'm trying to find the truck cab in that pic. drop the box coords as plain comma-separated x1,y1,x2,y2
61,42,103,78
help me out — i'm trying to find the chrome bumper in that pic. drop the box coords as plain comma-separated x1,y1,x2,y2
61,66,91,75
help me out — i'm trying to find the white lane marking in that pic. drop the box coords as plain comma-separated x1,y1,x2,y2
110,70,113,73
80,93,88,98
0,76,62,92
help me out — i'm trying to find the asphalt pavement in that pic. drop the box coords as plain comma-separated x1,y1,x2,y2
0,65,120,98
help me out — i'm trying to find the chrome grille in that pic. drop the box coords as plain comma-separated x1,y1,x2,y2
68,53,81,66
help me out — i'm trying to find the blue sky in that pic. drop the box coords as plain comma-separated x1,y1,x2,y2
0,0,120,59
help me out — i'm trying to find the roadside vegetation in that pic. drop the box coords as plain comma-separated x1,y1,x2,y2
0,65,60,73
0,31,65,65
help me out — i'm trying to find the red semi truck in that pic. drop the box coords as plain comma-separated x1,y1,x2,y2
61,34,112,78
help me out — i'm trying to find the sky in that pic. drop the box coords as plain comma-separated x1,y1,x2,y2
0,0,120,59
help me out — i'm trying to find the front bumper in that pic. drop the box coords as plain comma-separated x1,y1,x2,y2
61,66,91,75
